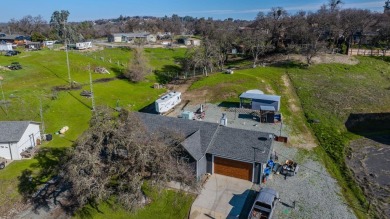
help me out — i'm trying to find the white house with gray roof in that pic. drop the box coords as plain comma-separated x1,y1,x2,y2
108,32,157,43
0,121,41,160
136,112,274,184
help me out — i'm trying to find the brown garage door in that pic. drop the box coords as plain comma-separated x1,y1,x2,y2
214,157,253,181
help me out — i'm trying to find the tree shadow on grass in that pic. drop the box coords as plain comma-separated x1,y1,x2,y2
18,147,69,212
155,65,182,84
67,91,93,110
270,60,307,69
110,66,125,78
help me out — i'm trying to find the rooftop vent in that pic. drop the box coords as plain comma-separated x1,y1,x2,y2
220,113,227,126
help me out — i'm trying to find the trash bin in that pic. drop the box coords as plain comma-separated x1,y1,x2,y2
46,134,52,141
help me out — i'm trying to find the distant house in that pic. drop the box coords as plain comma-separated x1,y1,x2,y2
137,112,274,183
0,121,41,160
25,42,42,50
0,35,31,45
0,34,19,44
108,32,157,43
183,38,201,46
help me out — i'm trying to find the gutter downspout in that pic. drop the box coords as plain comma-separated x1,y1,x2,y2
8,142,12,160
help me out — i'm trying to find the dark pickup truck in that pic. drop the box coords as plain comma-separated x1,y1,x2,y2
249,188,279,219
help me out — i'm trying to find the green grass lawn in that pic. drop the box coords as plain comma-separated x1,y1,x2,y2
75,184,195,219
0,47,186,216
188,67,307,135
287,56,390,218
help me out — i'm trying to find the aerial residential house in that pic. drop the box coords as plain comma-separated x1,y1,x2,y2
0,121,41,160
137,112,274,183
183,38,201,46
108,32,157,43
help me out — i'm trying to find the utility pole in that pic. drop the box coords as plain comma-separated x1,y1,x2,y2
0,77,7,114
0,77,5,103
64,21,72,87
89,64,95,111
39,97,45,135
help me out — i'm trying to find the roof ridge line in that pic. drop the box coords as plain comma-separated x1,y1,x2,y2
205,125,221,154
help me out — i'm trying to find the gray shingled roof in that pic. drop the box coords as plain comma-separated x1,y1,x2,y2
181,130,202,160
207,126,273,163
111,32,150,38
0,121,32,143
135,112,218,160
135,112,273,163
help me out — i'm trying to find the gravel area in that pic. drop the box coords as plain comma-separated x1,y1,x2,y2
170,103,290,137
171,103,357,219
263,142,356,219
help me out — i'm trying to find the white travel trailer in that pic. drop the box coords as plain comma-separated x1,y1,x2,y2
155,92,181,114
76,42,92,50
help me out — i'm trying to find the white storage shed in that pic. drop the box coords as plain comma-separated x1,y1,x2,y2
0,121,41,160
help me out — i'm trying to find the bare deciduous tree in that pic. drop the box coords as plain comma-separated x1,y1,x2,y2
125,48,150,82
59,107,197,212
8,15,47,35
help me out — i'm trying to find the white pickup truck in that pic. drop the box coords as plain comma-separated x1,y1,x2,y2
248,188,279,219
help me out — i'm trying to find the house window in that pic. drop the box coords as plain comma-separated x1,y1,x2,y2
0,146,4,148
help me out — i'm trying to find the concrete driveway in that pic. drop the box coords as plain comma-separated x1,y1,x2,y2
190,174,253,219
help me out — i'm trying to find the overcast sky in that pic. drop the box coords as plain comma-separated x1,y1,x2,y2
0,0,385,22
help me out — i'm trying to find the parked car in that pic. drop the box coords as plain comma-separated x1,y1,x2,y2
0,162,5,169
249,188,279,219
5,50,21,56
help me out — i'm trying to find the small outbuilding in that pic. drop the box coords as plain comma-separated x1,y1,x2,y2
25,42,42,50
0,121,41,160
239,90,281,112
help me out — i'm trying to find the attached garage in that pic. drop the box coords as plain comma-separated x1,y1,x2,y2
214,157,253,181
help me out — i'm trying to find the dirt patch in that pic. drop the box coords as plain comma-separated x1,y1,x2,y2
0,66,11,72
347,136,390,218
264,85,275,94
263,53,359,65
282,74,317,149
93,77,116,83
